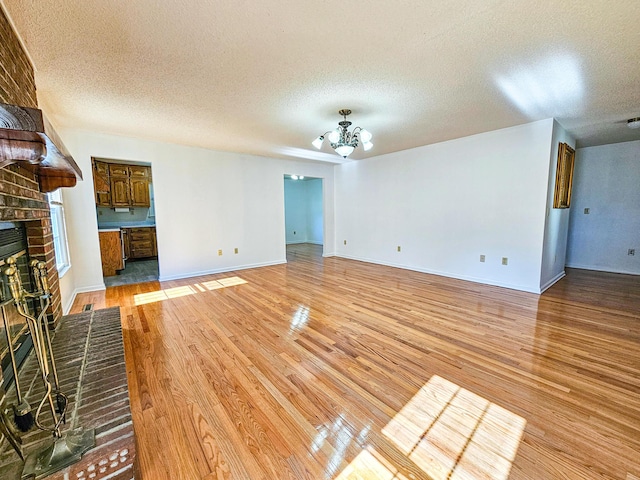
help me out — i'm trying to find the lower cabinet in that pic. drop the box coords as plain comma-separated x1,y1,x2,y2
99,231,124,277
123,227,157,260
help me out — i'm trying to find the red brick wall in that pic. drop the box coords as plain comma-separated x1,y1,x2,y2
0,8,62,323
0,7,37,108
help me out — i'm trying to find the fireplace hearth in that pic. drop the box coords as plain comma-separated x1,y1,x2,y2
0,307,137,479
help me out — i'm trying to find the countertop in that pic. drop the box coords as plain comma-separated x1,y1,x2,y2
98,223,156,232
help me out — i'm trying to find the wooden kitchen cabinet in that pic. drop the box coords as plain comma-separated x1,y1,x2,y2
130,176,150,206
93,162,151,207
123,227,157,259
129,165,150,178
151,227,157,256
108,164,129,176
99,230,124,276
92,160,111,206
110,175,131,206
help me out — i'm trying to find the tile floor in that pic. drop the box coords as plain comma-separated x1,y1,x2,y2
104,258,159,287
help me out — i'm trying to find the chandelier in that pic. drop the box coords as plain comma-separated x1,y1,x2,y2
312,109,373,158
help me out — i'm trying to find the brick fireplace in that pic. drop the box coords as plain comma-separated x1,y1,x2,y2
0,8,137,480
1,6,62,326
0,166,62,325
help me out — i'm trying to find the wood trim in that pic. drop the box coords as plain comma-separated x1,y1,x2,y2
0,102,82,192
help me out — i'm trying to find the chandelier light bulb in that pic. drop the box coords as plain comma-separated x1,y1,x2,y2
360,129,372,143
328,130,340,143
312,136,324,149
335,145,355,158
363,141,373,151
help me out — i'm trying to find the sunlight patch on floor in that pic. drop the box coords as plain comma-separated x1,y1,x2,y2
133,276,248,305
381,375,526,480
335,447,409,480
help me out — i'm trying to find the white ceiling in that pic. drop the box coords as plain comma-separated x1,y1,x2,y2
2,1,640,163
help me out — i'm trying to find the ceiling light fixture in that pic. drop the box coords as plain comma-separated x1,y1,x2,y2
312,109,373,159
627,117,640,129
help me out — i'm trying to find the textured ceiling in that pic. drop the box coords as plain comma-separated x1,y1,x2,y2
2,1,640,162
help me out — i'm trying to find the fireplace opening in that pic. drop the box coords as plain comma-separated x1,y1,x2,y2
0,222,40,388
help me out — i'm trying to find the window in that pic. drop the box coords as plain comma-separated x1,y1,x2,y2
48,190,71,275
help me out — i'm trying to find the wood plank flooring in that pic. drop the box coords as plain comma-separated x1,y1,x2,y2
71,244,640,480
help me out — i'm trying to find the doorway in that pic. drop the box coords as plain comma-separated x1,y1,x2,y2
284,175,323,257
93,157,159,287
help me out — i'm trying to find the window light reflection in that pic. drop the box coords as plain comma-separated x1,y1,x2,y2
381,375,526,480
495,54,584,118
289,306,310,332
133,276,248,305
310,415,371,479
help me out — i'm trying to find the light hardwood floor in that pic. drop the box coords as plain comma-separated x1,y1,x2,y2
71,244,640,480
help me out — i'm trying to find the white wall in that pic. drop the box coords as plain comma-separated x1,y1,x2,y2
58,129,335,302
566,140,640,274
285,179,308,244
335,119,555,293
284,178,323,245
539,120,576,291
307,179,323,244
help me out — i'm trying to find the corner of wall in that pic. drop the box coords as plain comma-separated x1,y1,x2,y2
539,119,576,290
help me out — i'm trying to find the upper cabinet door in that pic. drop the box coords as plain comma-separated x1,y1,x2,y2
110,176,131,206
109,164,129,176
130,177,150,207
93,160,111,206
129,165,150,178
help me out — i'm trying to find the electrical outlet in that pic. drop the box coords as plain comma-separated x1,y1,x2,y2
480,255,485,262
584,208,590,214
397,246,401,252
502,257,508,265
234,248,239,254
629,249,635,256
218,249,222,256
344,240,347,245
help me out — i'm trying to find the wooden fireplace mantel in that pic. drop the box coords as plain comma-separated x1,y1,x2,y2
0,102,82,192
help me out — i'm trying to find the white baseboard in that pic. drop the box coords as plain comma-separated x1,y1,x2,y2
540,271,566,293
336,253,541,294
63,283,106,315
565,263,640,276
159,259,286,282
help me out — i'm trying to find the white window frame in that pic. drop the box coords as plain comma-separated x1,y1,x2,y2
48,189,71,277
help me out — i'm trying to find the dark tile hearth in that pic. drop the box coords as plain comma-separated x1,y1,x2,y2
0,307,136,480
